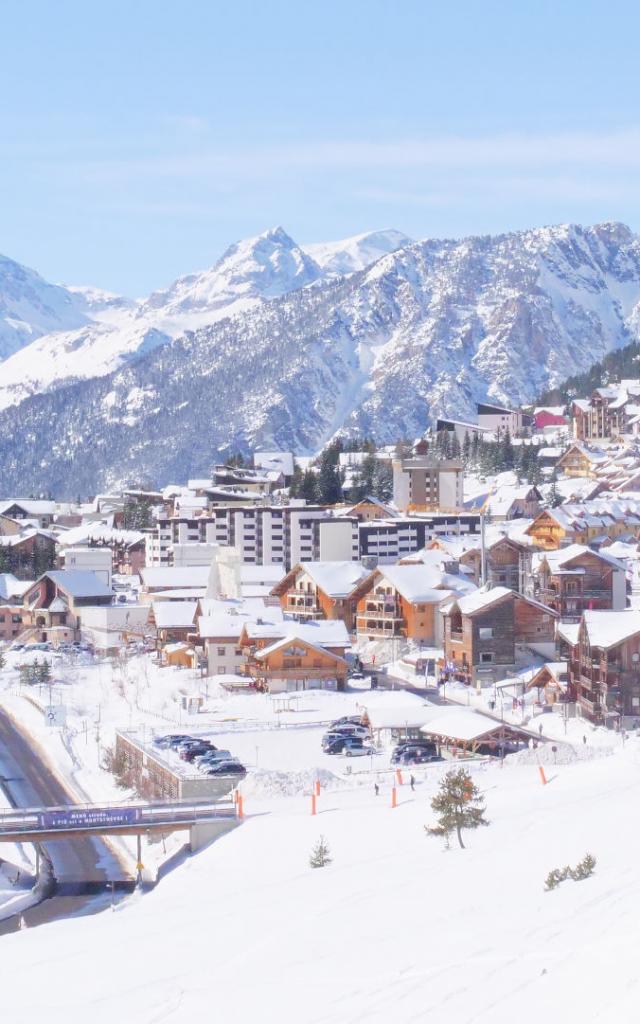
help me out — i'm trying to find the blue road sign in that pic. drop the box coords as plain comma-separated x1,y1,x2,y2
39,807,141,830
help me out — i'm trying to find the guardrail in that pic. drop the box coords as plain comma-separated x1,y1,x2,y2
0,799,236,838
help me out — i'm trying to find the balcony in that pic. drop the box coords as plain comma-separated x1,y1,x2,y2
246,664,343,680
285,595,322,617
579,694,604,719
356,617,405,638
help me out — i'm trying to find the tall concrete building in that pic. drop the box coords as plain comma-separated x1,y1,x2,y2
392,456,464,513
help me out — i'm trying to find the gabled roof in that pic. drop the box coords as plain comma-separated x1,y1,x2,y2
253,635,346,663
42,570,113,599
0,573,31,601
540,543,626,573
583,609,640,650
277,561,371,599
152,600,198,629
445,586,513,616
377,564,475,603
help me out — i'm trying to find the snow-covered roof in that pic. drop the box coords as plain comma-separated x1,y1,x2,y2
293,561,371,598
557,621,580,646
420,708,506,742
541,543,626,573
583,609,640,650
0,573,30,601
141,566,211,590
44,570,113,599
0,499,56,515
243,618,350,648
253,635,346,662
152,600,198,629
379,564,474,603
56,524,146,548
253,452,295,476
450,586,513,616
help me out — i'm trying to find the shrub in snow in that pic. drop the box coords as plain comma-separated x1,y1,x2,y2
545,853,596,890
425,768,489,850
571,853,596,880
309,836,332,869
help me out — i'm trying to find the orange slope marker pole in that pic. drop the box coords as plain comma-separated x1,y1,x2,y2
538,766,547,786
391,786,397,809
311,793,317,816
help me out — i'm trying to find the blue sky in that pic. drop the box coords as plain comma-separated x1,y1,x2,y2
2,0,640,295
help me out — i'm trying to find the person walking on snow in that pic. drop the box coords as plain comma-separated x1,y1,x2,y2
374,783,379,797
410,774,416,792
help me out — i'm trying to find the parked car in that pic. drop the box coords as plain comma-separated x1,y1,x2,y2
201,760,246,777
168,736,198,751
391,741,437,764
330,716,364,727
154,734,193,749
324,724,371,740
348,670,366,681
344,741,377,757
321,741,366,757
398,750,444,765
180,742,215,762
195,749,231,767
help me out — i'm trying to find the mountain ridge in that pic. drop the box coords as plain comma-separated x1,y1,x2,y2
1,220,640,495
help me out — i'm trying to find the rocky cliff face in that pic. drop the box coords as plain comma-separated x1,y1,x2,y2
2,221,640,495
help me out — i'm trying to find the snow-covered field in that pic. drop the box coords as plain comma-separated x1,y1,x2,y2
1,739,639,1022
1,649,638,1022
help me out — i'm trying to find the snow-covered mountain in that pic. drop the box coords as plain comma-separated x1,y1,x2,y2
3,220,640,495
0,254,88,360
304,228,413,276
0,227,324,409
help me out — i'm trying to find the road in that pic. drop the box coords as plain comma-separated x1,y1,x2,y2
0,706,133,935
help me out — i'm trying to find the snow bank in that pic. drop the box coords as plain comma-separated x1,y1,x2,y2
240,767,345,799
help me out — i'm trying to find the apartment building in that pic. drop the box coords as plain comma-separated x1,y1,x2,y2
358,514,481,565
392,456,464,513
146,505,359,570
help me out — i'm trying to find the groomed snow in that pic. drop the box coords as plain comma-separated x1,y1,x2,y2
1,737,640,1023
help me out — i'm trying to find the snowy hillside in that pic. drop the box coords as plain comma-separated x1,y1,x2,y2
4,221,640,492
2,736,639,1023
304,227,413,276
0,254,88,360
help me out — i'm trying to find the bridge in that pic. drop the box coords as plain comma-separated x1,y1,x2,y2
0,799,241,866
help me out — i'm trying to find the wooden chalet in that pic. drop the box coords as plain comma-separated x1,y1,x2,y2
270,561,371,632
442,586,557,686
568,609,640,723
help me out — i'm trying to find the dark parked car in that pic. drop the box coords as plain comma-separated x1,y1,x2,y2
323,736,370,755
154,734,194,749
398,750,444,765
180,742,215,762
391,741,437,764
201,760,246,777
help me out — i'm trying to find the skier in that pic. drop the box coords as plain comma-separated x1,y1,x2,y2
410,774,416,792
583,734,587,745
374,783,379,797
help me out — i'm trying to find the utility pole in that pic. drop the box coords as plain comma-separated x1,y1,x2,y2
480,513,487,586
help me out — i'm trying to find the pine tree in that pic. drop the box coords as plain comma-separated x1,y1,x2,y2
462,431,471,467
309,835,332,868
37,659,52,685
425,768,489,849
317,442,343,504
300,469,320,503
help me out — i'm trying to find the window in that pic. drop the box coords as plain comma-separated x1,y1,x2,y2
479,627,493,640
480,652,494,664
217,647,226,656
